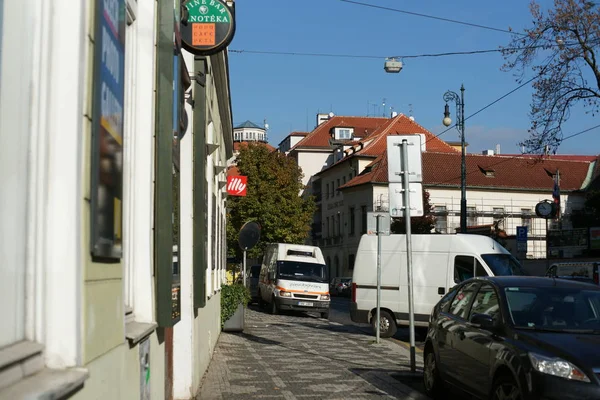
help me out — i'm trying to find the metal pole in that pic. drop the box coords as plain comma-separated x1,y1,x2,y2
545,219,550,271
376,215,382,344
401,139,416,373
243,249,247,287
460,84,467,233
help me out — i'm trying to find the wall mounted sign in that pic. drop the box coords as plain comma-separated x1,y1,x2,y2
90,0,126,259
227,175,247,196
180,0,236,55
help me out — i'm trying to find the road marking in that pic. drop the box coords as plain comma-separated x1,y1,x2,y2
389,337,424,354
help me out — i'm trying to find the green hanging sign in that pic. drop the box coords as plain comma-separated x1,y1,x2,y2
181,0,236,56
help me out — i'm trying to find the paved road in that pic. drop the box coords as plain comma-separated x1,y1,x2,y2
197,306,428,400
329,296,427,351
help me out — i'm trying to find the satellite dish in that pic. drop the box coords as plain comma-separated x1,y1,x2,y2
238,221,261,251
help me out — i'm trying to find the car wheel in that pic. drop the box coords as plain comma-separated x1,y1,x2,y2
372,310,397,338
321,311,329,319
423,347,443,399
492,374,522,400
271,297,279,315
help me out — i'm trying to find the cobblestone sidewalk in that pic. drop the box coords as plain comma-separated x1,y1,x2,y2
196,308,427,400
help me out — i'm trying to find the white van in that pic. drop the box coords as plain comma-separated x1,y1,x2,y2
258,243,331,318
350,233,526,337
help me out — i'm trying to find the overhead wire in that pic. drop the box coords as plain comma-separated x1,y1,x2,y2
339,0,527,36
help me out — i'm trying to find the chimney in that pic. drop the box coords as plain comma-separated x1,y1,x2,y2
391,111,398,118
495,144,501,155
316,113,332,127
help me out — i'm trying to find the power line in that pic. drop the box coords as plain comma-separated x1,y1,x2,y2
426,74,539,145
229,48,506,59
339,0,526,36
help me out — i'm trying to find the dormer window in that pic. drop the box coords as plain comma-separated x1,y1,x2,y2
478,165,495,177
333,127,354,140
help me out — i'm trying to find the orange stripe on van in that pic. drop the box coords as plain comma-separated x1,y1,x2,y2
276,286,329,295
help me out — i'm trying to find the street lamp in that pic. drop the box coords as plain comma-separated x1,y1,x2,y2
442,85,467,233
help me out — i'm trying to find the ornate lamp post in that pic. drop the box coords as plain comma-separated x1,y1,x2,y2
442,85,467,233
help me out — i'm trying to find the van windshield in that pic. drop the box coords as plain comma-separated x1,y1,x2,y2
277,261,328,283
481,254,527,276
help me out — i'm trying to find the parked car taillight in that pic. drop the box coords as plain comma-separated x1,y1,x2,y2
351,282,357,302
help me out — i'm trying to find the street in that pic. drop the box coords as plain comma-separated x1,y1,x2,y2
328,296,427,352
197,305,428,400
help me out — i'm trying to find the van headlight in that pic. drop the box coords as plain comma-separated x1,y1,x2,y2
321,294,330,301
278,290,292,298
528,353,590,382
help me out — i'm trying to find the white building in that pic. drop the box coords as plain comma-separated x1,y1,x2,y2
289,113,597,279
0,1,233,399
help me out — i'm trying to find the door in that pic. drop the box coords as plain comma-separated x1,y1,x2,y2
438,281,480,383
451,283,501,396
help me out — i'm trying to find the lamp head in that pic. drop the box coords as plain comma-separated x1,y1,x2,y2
442,103,452,127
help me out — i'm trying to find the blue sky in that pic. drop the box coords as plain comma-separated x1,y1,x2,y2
228,0,599,155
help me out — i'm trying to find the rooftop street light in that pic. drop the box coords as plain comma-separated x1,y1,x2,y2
442,85,467,233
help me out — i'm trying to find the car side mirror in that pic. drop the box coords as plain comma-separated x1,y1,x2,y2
470,313,496,331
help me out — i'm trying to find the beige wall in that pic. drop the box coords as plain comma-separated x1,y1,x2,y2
191,294,221,393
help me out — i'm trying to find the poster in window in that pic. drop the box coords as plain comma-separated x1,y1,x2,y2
90,0,126,259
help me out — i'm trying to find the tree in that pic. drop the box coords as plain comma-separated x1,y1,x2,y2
226,143,316,260
390,189,436,234
501,0,600,153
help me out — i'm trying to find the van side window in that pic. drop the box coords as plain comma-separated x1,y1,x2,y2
454,256,488,283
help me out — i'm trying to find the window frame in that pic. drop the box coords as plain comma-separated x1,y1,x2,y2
448,282,481,320
467,283,502,323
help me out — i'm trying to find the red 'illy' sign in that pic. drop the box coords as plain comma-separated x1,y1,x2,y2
227,176,247,196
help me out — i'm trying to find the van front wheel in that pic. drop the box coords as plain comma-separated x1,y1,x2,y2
271,297,279,315
372,310,397,338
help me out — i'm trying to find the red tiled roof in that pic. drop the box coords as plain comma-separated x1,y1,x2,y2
355,114,457,156
341,151,593,191
234,141,276,152
501,154,598,162
289,131,309,137
291,116,388,150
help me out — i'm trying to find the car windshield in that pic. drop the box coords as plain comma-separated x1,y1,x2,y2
505,286,600,332
277,261,328,283
482,254,527,276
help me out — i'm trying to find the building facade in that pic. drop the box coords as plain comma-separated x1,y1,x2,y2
0,1,233,399
289,113,597,280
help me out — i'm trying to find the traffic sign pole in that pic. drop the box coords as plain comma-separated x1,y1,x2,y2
400,139,417,373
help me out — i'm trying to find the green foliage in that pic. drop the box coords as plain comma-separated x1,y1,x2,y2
391,189,436,234
220,284,250,328
227,143,316,259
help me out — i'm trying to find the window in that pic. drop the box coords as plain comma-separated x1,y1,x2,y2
349,254,355,270
337,179,340,196
326,217,330,237
325,183,329,199
331,181,334,197
467,206,478,227
521,208,532,227
454,255,488,283
349,207,355,235
349,173,353,181
469,284,501,321
343,176,346,185
336,128,352,140
434,206,447,233
336,214,341,236
449,282,479,319
361,206,367,234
